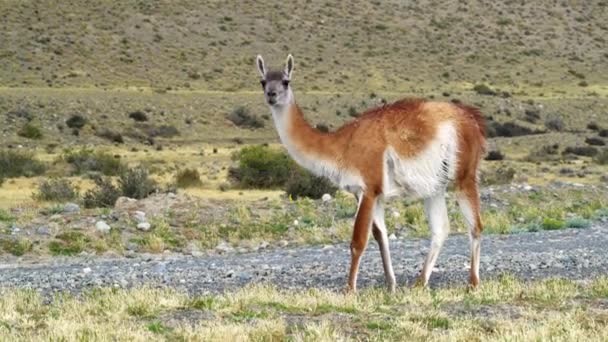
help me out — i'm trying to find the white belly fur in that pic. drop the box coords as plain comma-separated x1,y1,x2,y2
383,122,458,199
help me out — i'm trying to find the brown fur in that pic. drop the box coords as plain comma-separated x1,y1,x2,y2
283,98,486,291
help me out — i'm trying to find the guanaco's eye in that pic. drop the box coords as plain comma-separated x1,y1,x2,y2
282,80,290,87
260,80,266,87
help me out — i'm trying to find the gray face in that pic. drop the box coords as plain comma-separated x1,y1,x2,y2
261,71,290,107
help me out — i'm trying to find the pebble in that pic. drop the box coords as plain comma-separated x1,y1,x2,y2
132,211,146,223
36,226,51,235
321,193,332,202
137,222,151,231
388,234,397,240
95,221,111,234
63,203,80,213
83,267,92,274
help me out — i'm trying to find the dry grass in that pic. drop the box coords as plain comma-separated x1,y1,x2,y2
1,276,607,340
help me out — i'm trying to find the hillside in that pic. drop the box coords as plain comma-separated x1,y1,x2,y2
1,0,607,93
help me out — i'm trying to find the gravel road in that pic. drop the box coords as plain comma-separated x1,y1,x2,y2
1,224,607,296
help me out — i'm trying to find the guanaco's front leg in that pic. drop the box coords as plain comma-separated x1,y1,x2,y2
348,193,376,292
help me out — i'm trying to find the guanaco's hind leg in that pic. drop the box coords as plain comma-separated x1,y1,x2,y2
348,193,376,292
371,198,396,292
416,191,450,287
457,183,483,289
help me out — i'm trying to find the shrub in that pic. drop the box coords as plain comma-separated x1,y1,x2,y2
285,166,337,199
66,114,87,129
487,121,542,138
566,217,591,229
599,129,608,138
63,149,124,176
97,128,124,143
473,84,496,96
585,137,605,146
18,122,43,139
348,106,359,117
229,145,291,188
0,150,47,178
227,106,264,129
49,231,89,255
545,118,564,131
128,111,148,122
316,123,330,133
175,168,203,188
525,144,560,162
594,149,608,165
485,150,505,161
34,178,79,202
542,218,565,230
523,109,540,123
83,177,121,208
481,167,515,185
149,125,179,138
587,122,600,131
0,238,33,256
562,146,598,157
119,166,158,199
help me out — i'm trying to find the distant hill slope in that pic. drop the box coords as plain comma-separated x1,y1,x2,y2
1,0,607,92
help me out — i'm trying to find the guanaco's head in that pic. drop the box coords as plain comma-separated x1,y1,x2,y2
256,54,294,108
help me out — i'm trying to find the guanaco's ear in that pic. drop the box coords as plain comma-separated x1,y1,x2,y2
284,54,294,79
256,55,266,78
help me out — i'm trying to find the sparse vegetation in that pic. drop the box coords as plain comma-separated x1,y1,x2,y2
83,177,121,208
473,84,496,96
562,146,598,157
128,111,148,122
227,106,264,129
485,150,505,161
175,168,203,188
34,178,79,202
119,166,158,199
63,149,124,176
0,150,47,179
17,122,43,139
66,114,87,129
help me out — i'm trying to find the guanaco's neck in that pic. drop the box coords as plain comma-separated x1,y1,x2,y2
270,93,339,168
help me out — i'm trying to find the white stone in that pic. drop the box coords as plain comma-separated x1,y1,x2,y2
391,210,400,218
321,193,332,202
388,234,397,240
293,220,299,226
132,211,146,223
95,221,111,233
64,203,80,213
83,267,92,274
137,222,151,231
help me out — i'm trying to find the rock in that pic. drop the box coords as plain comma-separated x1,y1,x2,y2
278,240,289,247
321,193,332,202
36,226,51,235
293,220,299,226
388,234,397,240
391,210,400,218
63,203,80,213
95,220,111,234
137,222,151,231
83,267,92,274
126,242,139,251
10,225,20,235
132,211,146,223
49,214,63,221
215,241,234,254
114,197,137,210
258,241,270,250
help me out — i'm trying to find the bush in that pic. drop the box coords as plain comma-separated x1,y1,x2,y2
229,145,291,188
587,122,600,131
34,178,79,202
473,84,496,96
0,150,47,178
18,122,43,139
566,217,591,229
599,129,608,138
487,121,542,138
585,137,605,146
562,146,598,157
481,167,515,185
175,168,203,188
523,109,540,123
119,166,158,199
594,149,608,165
485,150,505,161
66,114,87,129
128,111,148,122
525,144,560,162
83,177,121,208
227,106,264,129
545,118,564,131
63,149,124,176
348,106,359,117
149,125,179,138
97,128,124,143
542,218,565,230
285,166,337,199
